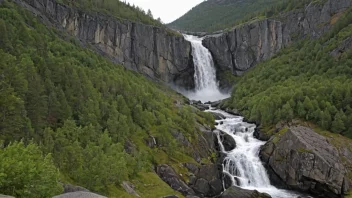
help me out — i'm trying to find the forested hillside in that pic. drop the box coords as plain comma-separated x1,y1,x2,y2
223,8,352,138
168,0,325,32
0,1,213,197
58,0,162,26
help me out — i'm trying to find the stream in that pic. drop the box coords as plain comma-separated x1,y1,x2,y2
183,34,310,198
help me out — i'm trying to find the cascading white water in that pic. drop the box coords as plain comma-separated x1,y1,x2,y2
207,108,308,198
182,34,307,198
183,35,229,102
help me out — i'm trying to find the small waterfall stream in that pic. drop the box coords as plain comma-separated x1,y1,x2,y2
182,34,308,198
207,108,307,198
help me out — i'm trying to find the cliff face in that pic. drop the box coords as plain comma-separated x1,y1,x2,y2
19,0,195,89
260,126,351,198
203,19,288,75
203,0,352,75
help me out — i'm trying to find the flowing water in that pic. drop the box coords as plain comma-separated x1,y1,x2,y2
206,108,308,198
183,35,229,102
183,34,308,197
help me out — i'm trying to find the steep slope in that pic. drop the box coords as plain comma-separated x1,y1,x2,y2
168,0,283,32
19,0,195,89
203,0,351,77
0,1,216,197
223,7,352,138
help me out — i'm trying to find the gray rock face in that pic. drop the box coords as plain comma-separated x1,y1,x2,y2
331,37,352,57
0,195,15,198
203,0,352,75
260,126,349,198
156,164,196,196
215,129,236,152
219,186,272,198
52,192,107,198
19,0,195,89
121,181,140,197
63,184,89,193
185,163,224,197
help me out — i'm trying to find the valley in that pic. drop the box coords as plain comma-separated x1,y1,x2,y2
0,0,352,198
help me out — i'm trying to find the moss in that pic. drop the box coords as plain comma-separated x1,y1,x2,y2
297,148,313,153
131,172,184,198
272,136,280,144
274,154,285,162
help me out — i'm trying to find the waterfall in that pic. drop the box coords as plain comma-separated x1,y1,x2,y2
183,35,229,102
206,108,308,198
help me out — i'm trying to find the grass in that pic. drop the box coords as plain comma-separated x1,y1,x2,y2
297,148,313,153
132,172,184,198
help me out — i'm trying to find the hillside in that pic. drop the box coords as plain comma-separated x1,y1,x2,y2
0,1,215,197
222,8,352,138
168,0,283,32
58,0,162,26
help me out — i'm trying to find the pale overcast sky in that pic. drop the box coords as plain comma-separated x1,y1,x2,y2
124,0,204,23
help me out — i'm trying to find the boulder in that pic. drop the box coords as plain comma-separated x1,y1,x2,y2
63,184,89,193
223,173,234,189
163,196,178,198
260,126,349,198
210,112,226,120
219,186,271,198
253,128,271,141
52,192,107,198
215,130,236,152
156,164,195,195
0,195,15,198
189,164,224,197
121,181,140,197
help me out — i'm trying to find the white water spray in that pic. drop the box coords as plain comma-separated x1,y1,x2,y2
207,108,309,198
183,35,229,102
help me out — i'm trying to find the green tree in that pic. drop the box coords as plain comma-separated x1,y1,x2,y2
0,142,62,198
331,110,346,133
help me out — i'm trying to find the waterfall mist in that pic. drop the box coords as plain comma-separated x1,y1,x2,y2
183,35,230,102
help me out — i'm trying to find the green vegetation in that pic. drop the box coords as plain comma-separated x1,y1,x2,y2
0,1,213,197
58,0,162,26
0,142,62,198
168,0,327,32
225,9,352,138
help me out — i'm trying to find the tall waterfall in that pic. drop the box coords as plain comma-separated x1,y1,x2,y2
183,35,229,102
206,108,307,198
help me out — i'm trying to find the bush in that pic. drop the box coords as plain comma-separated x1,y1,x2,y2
0,142,62,198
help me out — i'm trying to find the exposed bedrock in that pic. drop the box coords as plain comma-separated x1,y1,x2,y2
17,0,195,89
260,126,351,198
203,0,352,76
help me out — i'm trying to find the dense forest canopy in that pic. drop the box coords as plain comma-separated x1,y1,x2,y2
0,1,213,197
168,0,327,32
223,8,352,138
58,0,162,26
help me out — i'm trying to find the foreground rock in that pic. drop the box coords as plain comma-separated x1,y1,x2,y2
53,192,107,198
219,186,271,198
63,184,89,193
0,195,14,198
18,0,195,89
184,163,223,197
156,164,196,195
215,129,236,152
260,126,350,198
